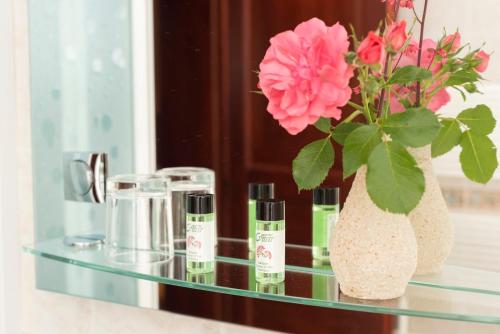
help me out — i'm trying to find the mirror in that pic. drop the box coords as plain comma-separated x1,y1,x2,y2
28,0,500,332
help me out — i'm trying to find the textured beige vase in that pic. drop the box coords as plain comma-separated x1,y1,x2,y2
408,146,454,275
330,166,417,300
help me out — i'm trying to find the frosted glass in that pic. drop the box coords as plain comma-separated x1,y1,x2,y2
29,0,138,306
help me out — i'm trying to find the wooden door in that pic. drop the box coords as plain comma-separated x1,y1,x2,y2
155,0,385,243
154,1,393,333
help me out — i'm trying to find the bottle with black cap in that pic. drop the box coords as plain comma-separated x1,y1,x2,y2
186,193,215,273
312,187,339,261
248,183,275,251
255,199,285,283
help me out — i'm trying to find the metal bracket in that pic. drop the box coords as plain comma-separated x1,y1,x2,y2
63,152,108,203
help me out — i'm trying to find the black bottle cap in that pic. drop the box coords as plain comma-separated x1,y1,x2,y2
313,187,340,205
256,199,285,221
186,193,214,214
248,182,275,200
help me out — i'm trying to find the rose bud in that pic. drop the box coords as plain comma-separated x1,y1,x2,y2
442,32,461,53
474,50,490,73
385,20,407,52
357,31,385,65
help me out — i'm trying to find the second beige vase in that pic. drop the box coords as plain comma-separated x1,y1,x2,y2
409,146,454,275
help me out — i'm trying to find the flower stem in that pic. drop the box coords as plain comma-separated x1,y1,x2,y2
347,101,364,111
339,109,363,124
415,0,429,107
411,6,422,24
382,58,393,119
377,0,401,117
361,91,373,123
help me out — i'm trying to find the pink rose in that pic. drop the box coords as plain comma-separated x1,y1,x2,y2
385,20,407,52
390,38,450,112
382,0,414,8
258,18,353,135
474,51,490,73
357,32,385,65
442,32,461,53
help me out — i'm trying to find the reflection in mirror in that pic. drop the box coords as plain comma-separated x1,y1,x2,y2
26,0,500,332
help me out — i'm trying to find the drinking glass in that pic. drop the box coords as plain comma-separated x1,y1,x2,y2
106,174,173,264
155,167,216,248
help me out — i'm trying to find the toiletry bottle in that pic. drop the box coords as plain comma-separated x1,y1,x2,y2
255,199,285,283
256,281,285,295
248,250,256,291
248,183,274,251
312,259,334,300
186,193,215,273
312,187,339,261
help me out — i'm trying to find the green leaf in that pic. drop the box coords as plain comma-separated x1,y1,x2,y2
457,104,496,135
463,83,479,94
388,65,432,85
366,141,425,214
292,138,335,191
342,124,382,179
446,69,480,86
332,122,362,145
381,108,441,147
314,117,332,134
459,131,498,184
431,119,462,157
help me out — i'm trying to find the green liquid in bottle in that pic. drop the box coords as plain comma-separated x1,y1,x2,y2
248,251,256,291
312,204,339,261
312,259,338,301
186,213,215,274
187,270,215,285
248,199,256,251
255,219,285,283
256,281,285,295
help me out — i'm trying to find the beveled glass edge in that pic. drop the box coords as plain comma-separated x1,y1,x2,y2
23,243,500,324
189,237,500,297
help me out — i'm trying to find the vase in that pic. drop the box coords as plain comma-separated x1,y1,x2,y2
330,166,417,299
408,146,453,275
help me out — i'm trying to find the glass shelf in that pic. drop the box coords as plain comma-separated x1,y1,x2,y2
210,238,500,296
24,238,500,324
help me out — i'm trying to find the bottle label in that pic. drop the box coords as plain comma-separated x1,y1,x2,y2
186,217,214,262
255,229,285,274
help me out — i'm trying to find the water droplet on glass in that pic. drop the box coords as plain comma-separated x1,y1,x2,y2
65,46,77,60
51,89,61,100
92,59,103,73
111,48,126,68
101,114,112,131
